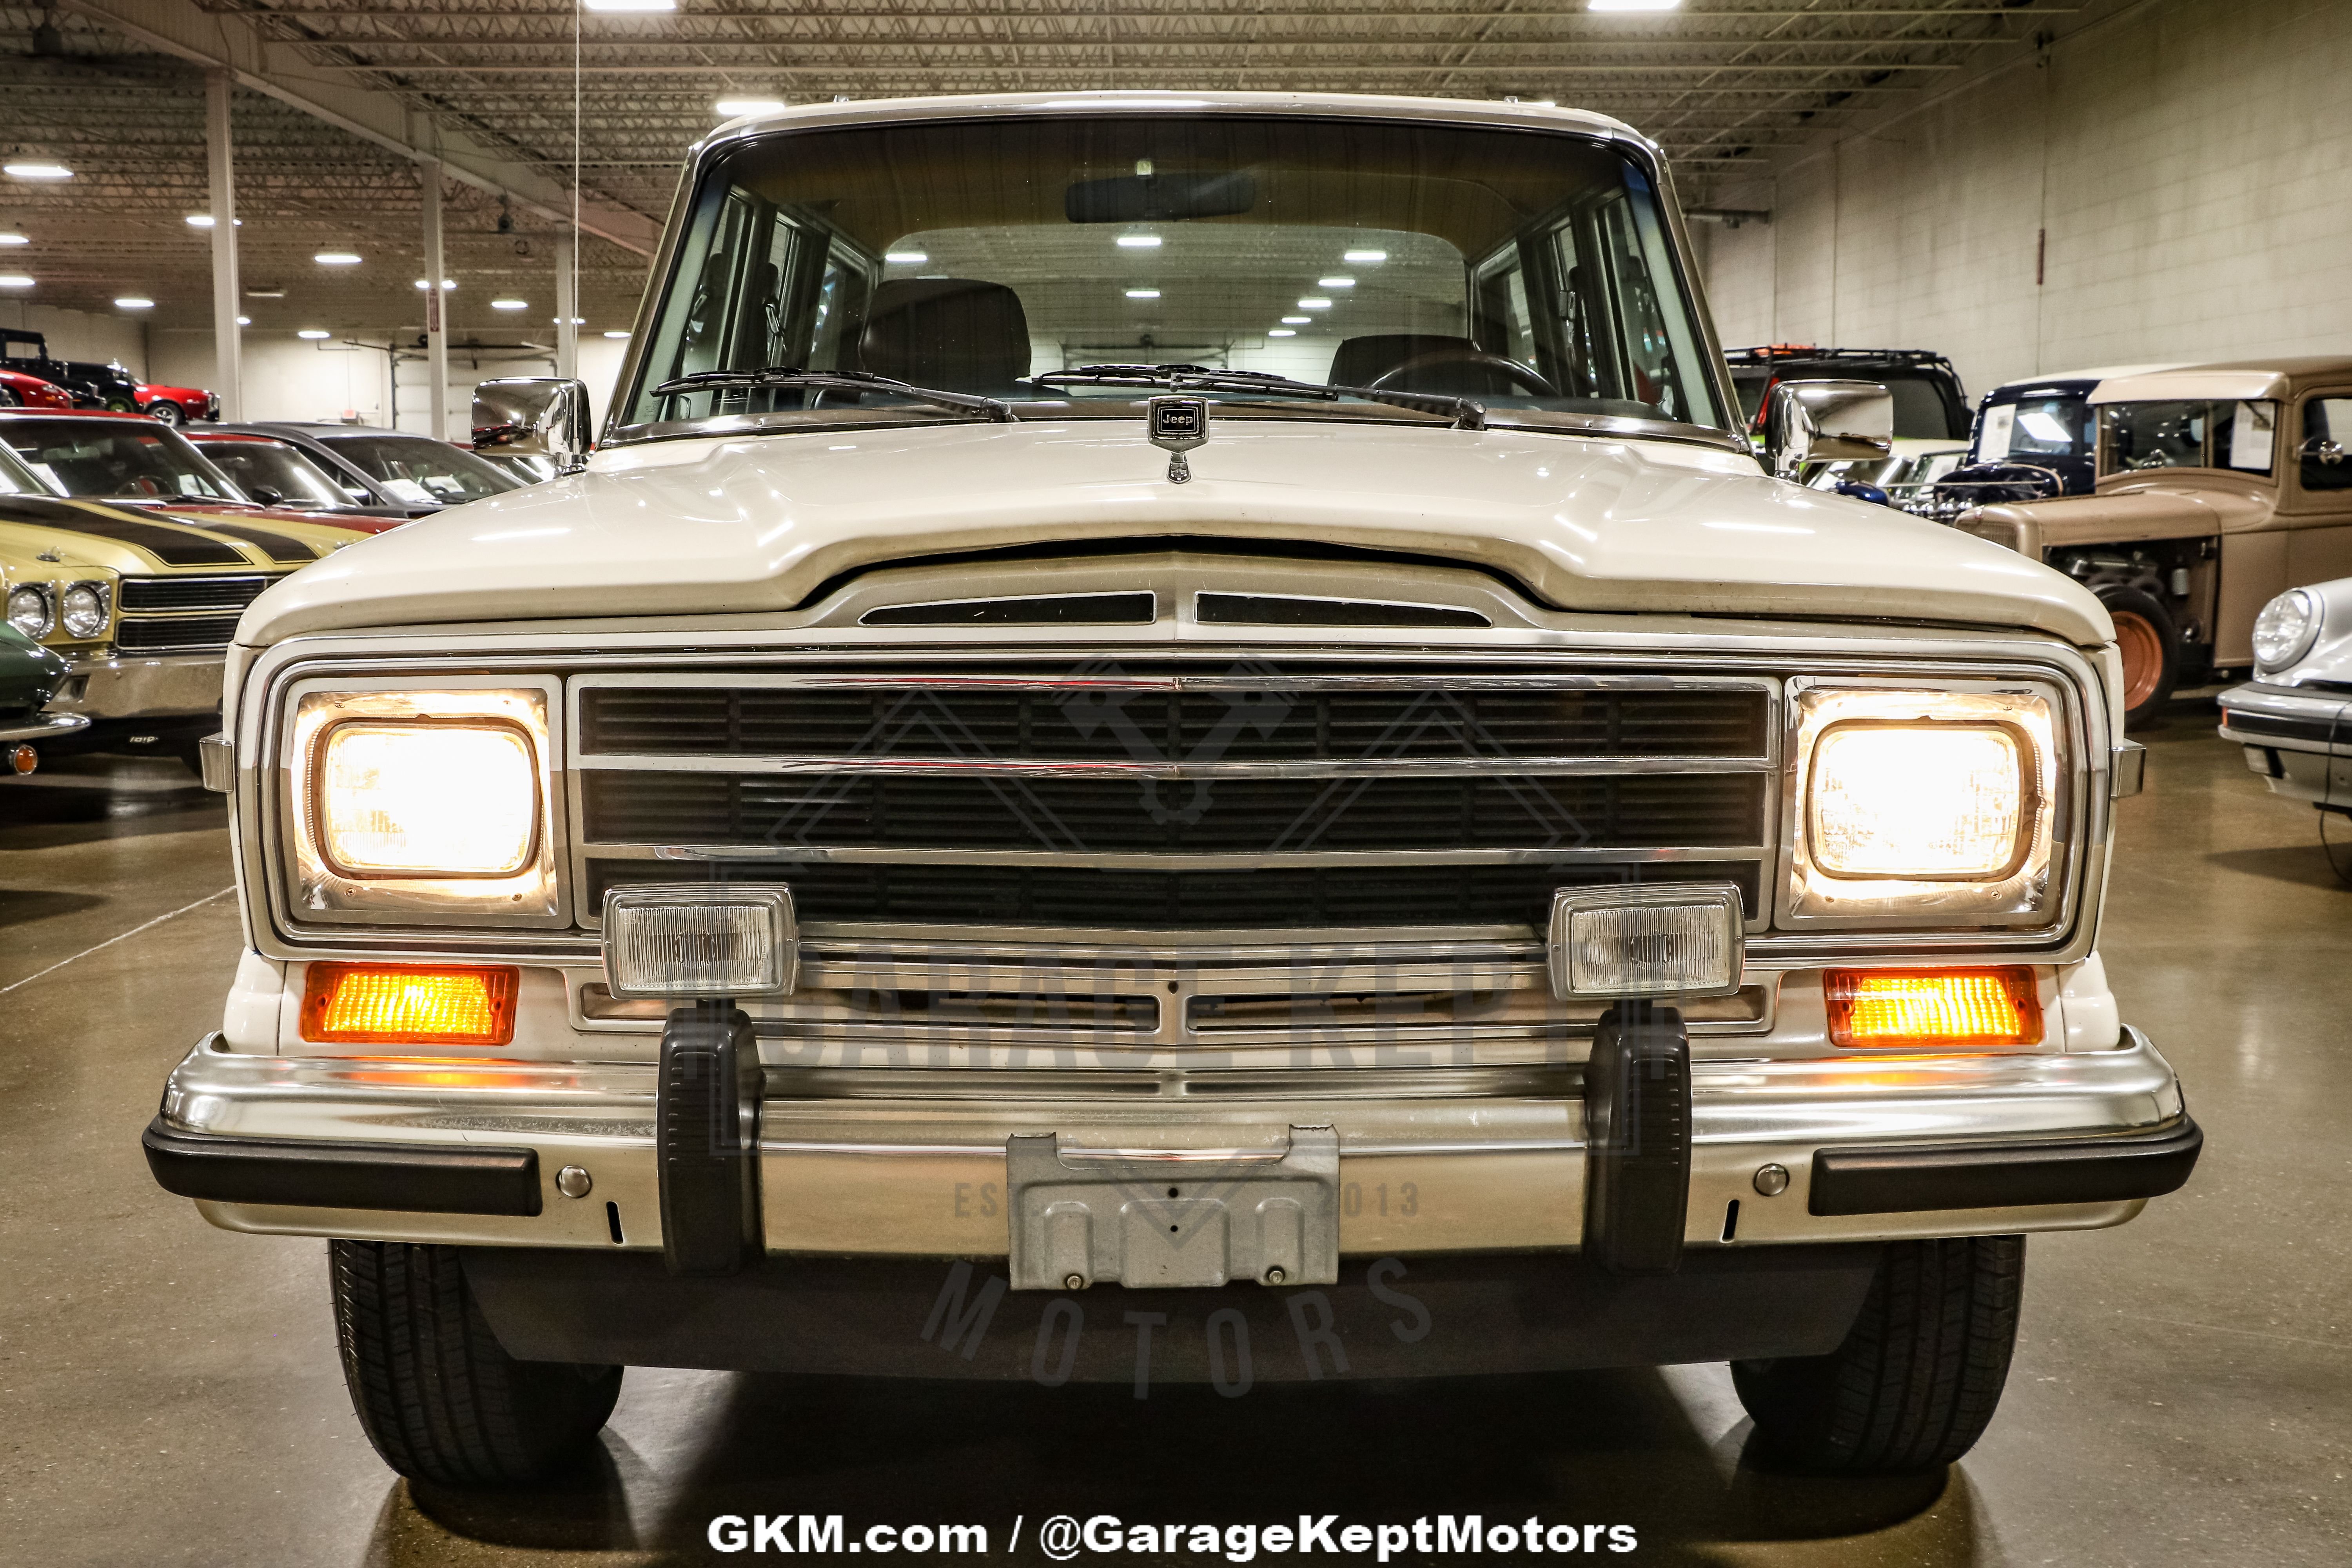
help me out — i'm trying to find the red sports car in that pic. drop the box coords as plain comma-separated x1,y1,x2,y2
133,382,219,426
0,368,73,410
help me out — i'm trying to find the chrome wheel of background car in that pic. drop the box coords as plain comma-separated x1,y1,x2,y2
0,386,16,407
2098,584,2181,728
146,398,182,425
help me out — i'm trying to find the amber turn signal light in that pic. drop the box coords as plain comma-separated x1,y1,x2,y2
300,963,519,1046
1824,967,2041,1049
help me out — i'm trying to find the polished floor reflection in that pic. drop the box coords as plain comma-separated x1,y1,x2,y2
2,708,2347,1567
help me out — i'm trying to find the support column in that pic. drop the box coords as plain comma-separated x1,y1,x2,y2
204,69,241,422
420,158,449,440
554,231,577,380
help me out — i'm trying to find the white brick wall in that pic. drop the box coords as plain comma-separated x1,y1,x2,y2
1700,0,2352,403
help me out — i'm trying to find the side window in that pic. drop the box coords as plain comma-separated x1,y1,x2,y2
2299,397,2352,492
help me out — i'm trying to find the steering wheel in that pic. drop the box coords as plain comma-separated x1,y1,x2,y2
1368,348,1557,399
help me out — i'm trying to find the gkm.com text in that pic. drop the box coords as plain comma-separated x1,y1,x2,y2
708,1514,1640,1559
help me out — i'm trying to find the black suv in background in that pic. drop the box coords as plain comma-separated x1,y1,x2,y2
1724,345,1973,444
0,331,142,412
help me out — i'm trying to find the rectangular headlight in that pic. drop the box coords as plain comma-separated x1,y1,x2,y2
1788,685,2065,924
1808,722,2030,880
282,681,563,926
317,722,538,877
603,885,797,998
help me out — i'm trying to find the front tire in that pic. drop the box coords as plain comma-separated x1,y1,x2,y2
2097,584,2180,728
1732,1235,2024,1474
147,397,183,425
330,1240,622,1487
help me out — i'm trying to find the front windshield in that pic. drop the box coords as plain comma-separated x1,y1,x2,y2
197,439,368,509
622,114,1726,434
1975,394,2090,465
0,419,241,501
317,434,521,504
2100,399,2276,476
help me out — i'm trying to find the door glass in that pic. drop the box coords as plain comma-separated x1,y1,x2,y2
2300,397,2352,492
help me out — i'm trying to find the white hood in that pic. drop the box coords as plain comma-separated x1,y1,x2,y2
240,419,2111,647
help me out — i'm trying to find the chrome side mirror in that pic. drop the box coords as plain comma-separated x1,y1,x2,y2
472,377,592,475
1763,379,1895,480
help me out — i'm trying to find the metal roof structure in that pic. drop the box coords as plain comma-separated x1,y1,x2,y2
0,1,2076,335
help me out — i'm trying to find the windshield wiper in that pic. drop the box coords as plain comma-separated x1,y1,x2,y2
651,367,1015,423
1028,364,1485,431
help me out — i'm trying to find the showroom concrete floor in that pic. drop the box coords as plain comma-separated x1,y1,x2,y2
0,704,2347,1568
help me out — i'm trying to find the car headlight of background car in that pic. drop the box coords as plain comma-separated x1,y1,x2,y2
6,583,54,639
60,580,109,639
2250,588,2321,674
280,680,563,926
1786,684,2067,925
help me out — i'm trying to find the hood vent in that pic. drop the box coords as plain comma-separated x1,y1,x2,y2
1196,593,1488,628
861,592,1155,626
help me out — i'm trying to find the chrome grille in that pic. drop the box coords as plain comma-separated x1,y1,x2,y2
116,574,276,614
568,668,1779,937
114,614,242,653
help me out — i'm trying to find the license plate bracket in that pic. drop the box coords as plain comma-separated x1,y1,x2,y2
1006,1126,1339,1290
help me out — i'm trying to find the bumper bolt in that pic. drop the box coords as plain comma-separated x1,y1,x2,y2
1752,1163,1790,1197
555,1165,594,1199
1063,1273,1086,1291
1263,1266,1286,1285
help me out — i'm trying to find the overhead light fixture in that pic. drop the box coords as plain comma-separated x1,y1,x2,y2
583,0,678,10
114,296,153,310
714,98,787,117
236,315,250,325
314,251,362,266
1268,328,1296,338
184,214,240,228
1317,276,1356,288
603,329,631,339
0,276,33,291
413,278,456,290
1587,0,1681,11
1298,297,1332,309
1341,249,1386,264
0,233,24,246
245,285,285,298
884,250,927,264
1281,316,1310,325
1116,234,1162,249
553,315,586,325
1125,288,1160,299
4,162,73,181
490,298,527,310
298,329,332,339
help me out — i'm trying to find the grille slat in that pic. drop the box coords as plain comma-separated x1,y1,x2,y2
576,673,1771,933
115,574,276,615
114,614,241,653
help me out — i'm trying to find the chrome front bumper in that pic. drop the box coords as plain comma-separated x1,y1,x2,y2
50,653,224,721
152,1026,2193,1255
0,710,89,744
2217,680,2352,804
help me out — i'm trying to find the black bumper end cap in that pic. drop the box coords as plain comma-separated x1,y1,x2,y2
1808,1116,2203,1217
142,1116,542,1217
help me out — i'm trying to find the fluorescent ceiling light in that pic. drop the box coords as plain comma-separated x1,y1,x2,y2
298,329,332,339
1125,288,1160,299
1587,0,1681,11
490,298,528,310
603,330,632,339
715,98,787,117
1298,297,1332,309
1116,234,1161,248
414,278,456,290
114,296,153,310
185,214,240,228
1281,316,1310,325
0,233,25,246
245,287,285,298
1268,329,1296,338
1318,276,1356,288
554,316,586,325
1342,249,1386,263
4,163,72,180
314,251,362,266
0,276,33,290
884,250,927,264
235,315,250,325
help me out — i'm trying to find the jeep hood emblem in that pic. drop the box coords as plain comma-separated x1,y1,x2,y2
1147,394,1209,484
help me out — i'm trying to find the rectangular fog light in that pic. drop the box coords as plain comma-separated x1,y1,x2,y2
603,884,797,999
1549,883,1745,1001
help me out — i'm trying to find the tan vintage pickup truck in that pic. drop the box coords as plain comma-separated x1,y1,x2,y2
1956,358,2352,725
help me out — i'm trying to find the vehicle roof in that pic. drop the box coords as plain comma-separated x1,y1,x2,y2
2087,357,2352,405
184,429,283,443
248,421,410,438
702,89,1641,152
1723,346,1957,369
0,407,152,421
1983,365,2189,401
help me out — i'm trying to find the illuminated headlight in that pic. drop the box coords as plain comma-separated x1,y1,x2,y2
316,722,537,876
6,584,54,639
285,683,562,925
2250,589,2319,673
60,580,109,639
1789,686,2065,923
1809,723,2029,879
